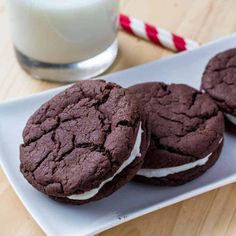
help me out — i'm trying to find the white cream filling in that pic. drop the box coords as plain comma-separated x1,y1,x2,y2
137,153,211,178
225,113,236,125
67,124,143,200
137,137,223,178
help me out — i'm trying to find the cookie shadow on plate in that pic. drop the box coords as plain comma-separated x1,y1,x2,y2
225,118,236,135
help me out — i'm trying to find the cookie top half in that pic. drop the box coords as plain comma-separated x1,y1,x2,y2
201,48,236,116
20,80,143,199
129,82,224,168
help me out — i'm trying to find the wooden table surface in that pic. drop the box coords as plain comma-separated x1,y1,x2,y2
1,0,236,235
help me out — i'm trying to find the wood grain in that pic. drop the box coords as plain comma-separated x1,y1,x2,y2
1,0,236,235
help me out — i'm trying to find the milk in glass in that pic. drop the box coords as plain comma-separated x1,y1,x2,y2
6,0,119,81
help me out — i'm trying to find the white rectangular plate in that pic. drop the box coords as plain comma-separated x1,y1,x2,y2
1,34,236,236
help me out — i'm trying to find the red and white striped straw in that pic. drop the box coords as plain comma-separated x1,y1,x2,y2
119,14,200,52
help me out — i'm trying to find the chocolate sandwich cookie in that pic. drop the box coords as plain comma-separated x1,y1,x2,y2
20,80,150,204
201,48,236,125
129,82,224,185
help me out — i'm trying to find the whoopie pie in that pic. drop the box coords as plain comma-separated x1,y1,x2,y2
20,80,150,204
129,82,224,185
201,48,236,125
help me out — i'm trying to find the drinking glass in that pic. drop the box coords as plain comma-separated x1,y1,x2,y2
6,0,119,82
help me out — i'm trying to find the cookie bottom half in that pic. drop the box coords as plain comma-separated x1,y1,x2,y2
135,141,223,186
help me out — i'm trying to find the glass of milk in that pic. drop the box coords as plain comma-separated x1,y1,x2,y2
6,0,119,82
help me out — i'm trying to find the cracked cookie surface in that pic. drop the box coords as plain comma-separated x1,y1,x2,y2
20,80,147,203
201,48,236,116
129,82,224,185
